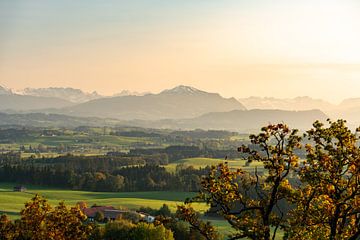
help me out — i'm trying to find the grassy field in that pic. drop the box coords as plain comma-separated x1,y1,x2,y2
0,183,207,219
0,182,284,239
165,157,264,173
205,218,284,240
0,133,157,157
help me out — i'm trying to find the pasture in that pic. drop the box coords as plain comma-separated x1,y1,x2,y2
0,182,206,219
165,157,264,173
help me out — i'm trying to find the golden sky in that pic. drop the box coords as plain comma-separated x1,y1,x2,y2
1,0,360,102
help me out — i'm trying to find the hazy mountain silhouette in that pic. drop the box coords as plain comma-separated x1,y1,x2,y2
22,87,102,103
239,96,334,111
126,109,328,132
0,84,354,128
0,86,74,111
238,96,360,126
0,109,327,132
112,90,149,97
60,85,246,120
0,86,13,95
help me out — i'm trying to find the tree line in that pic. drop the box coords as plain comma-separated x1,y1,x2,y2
0,164,209,192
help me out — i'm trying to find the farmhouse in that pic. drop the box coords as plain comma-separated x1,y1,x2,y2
103,209,130,221
82,205,155,223
13,186,27,192
138,212,156,223
82,206,116,221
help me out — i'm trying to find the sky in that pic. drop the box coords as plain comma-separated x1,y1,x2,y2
1,0,360,103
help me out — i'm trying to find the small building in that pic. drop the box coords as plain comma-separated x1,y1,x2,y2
138,212,155,223
83,205,155,223
143,215,155,223
83,206,132,221
82,206,116,221
13,186,27,192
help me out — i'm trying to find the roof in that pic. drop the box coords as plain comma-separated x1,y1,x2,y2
104,209,129,219
82,206,115,218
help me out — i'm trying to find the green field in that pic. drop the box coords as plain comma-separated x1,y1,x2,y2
0,133,158,157
165,157,264,173
0,182,284,239
0,183,207,219
205,218,284,240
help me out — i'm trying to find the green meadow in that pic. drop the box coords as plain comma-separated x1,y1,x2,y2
165,157,264,173
0,182,207,220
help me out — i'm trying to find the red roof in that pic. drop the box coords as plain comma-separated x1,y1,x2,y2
82,206,116,218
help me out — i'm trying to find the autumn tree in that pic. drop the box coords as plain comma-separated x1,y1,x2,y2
46,202,93,240
0,195,93,240
94,211,105,223
99,219,175,240
178,123,302,240
132,222,174,240
18,194,52,239
0,214,14,240
177,205,219,240
288,120,360,240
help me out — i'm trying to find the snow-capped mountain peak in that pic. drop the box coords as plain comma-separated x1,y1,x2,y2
161,85,205,95
21,87,103,103
0,85,13,95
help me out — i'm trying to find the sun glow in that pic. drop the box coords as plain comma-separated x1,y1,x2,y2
1,0,360,101
213,0,360,64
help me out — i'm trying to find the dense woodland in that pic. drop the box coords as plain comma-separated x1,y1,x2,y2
0,163,209,192
0,127,247,192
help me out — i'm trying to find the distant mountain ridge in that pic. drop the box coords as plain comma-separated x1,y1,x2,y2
0,85,74,111
21,87,103,103
113,90,150,97
2,84,360,126
239,96,334,111
160,85,206,95
0,86,13,95
128,109,328,132
238,96,360,125
0,109,328,132
0,95,74,111
59,85,246,120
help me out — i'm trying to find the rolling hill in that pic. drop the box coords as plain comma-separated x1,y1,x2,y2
0,94,73,111
239,96,334,111
130,109,328,132
0,108,328,132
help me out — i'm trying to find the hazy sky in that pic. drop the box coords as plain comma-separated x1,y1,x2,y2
1,0,360,102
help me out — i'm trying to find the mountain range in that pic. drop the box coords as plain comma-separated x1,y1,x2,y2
59,85,246,120
1,84,360,131
21,87,102,103
238,96,360,125
0,86,13,95
0,109,327,132
0,94,73,111
126,109,328,132
239,96,334,111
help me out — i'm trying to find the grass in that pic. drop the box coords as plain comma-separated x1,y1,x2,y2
0,182,283,239
165,157,264,173
0,134,157,157
0,183,207,219
206,218,284,240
